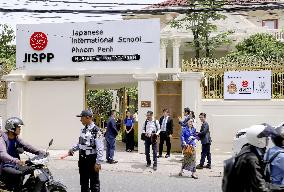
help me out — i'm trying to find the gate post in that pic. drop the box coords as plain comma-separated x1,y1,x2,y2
179,72,203,124
133,73,157,154
5,75,27,120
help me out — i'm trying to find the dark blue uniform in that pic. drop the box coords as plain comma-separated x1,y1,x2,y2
105,117,118,162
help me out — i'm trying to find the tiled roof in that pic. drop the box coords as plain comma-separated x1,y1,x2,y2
150,0,279,8
151,0,187,8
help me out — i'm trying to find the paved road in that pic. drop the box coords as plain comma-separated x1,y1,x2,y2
47,151,226,192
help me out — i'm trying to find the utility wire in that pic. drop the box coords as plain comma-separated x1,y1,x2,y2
27,0,156,6
0,3,284,14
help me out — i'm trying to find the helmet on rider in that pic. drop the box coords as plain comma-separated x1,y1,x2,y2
271,126,284,148
5,117,24,133
246,124,275,149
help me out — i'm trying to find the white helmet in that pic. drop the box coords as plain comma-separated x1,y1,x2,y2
246,124,270,148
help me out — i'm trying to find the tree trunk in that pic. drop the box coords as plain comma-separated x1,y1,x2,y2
193,30,200,59
205,33,210,57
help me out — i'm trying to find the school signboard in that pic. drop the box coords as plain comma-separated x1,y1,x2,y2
224,70,272,100
16,19,160,72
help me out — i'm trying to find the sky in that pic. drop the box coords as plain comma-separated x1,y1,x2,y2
0,0,165,30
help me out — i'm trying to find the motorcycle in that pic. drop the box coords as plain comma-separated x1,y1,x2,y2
0,139,67,192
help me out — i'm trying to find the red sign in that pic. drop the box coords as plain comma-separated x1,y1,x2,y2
242,80,249,88
29,32,48,51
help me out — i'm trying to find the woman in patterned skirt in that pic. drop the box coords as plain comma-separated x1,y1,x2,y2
179,119,198,179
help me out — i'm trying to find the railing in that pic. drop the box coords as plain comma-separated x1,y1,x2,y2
0,81,7,99
182,57,284,99
267,29,284,41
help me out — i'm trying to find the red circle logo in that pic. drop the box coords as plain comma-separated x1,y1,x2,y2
242,80,249,88
29,32,48,51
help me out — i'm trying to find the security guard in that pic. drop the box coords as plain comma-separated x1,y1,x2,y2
68,110,104,192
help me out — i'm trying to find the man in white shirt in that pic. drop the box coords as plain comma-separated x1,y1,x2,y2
142,111,161,171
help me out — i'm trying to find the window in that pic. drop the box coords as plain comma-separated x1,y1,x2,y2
262,19,278,29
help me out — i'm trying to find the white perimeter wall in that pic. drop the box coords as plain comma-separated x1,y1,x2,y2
0,100,7,129
22,80,85,149
202,100,284,154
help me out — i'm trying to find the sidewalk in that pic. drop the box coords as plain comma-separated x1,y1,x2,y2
49,148,229,178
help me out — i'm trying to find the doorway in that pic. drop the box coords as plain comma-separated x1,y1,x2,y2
156,81,182,152
86,82,139,151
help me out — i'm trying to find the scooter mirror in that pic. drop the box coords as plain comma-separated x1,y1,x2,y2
48,139,54,147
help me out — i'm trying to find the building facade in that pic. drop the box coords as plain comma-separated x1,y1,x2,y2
2,1,284,154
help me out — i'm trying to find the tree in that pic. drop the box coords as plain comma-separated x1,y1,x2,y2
170,0,233,58
0,24,16,76
87,87,138,119
227,33,284,60
126,87,138,112
86,89,113,121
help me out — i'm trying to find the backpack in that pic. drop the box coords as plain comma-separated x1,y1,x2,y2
264,149,284,182
222,151,251,192
222,156,237,192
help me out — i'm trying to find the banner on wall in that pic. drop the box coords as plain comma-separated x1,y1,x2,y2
224,70,271,100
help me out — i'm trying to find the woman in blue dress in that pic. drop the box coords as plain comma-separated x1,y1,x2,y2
179,119,198,179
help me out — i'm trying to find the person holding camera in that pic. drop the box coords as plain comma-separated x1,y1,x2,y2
141,111,160,171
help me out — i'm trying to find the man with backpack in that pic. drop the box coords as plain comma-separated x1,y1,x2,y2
265,126,284,189
141,111,160,171
222,124,272,192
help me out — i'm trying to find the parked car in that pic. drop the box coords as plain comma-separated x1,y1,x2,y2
232,122,284,156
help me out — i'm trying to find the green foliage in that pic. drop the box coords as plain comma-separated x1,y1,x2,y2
170,0,233,58
126,87,138,112
201,30,234,56
228,33,284,60
126,87,138,100
0,57,16,76
0,24,16,75
87,89,113,120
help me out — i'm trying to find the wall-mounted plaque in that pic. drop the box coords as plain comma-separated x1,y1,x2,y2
141,101,151,108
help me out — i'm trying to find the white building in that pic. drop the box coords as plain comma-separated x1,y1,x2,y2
2,0,284,154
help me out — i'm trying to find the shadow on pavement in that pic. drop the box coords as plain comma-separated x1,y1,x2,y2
169,174,192,179
131,163,148,171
